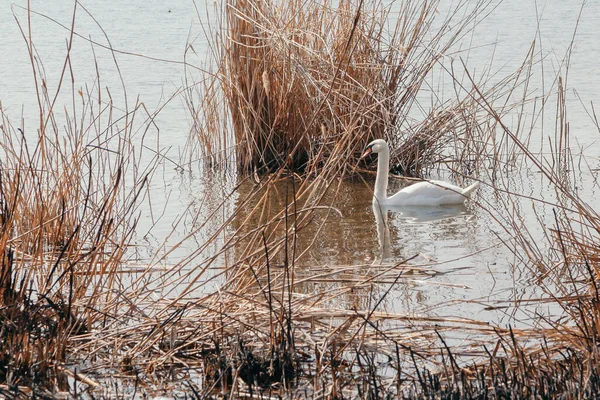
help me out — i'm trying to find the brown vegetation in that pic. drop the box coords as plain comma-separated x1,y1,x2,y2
187,0,502,178
2,0,600,399
0,4,155,396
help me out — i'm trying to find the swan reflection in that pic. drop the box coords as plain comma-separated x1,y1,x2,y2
372,203,470,262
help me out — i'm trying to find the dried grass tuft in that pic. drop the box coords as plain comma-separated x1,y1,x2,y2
188,0,496,178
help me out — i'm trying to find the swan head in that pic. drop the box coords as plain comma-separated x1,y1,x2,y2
361,139,388,158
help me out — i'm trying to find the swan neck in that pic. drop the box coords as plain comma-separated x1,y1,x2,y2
374,148,389,202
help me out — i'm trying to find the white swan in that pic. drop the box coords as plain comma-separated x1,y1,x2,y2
362,139,479,206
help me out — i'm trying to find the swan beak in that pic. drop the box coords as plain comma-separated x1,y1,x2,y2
361,146,373,159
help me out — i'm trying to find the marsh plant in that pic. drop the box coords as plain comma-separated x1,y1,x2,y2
186,0,510,178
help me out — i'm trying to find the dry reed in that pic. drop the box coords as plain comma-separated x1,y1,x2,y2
0,3,156,396
186,0,501,179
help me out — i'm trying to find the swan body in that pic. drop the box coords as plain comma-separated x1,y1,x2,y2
363,139,478,206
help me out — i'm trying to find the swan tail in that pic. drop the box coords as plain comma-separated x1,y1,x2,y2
461,182,479,198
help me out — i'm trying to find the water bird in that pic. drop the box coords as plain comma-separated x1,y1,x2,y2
362,139,478,206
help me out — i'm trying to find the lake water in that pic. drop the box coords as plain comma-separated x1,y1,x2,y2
1,0,599,355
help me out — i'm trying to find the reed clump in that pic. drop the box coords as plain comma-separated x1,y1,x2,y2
0,105,151,396
191,0,494,177
0,5,156,393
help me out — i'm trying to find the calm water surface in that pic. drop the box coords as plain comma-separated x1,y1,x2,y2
1,0,599,327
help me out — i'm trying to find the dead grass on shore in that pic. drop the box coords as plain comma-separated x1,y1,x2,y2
0,3,159,396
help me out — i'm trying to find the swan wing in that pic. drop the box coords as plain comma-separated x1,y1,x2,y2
386,180,471,206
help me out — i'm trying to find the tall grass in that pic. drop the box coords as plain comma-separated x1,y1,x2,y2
0,3,156,395
441,9,600,395
187,0,500,178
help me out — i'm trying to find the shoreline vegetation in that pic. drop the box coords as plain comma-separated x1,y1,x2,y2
1,0,600,398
